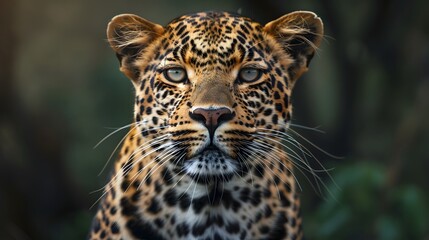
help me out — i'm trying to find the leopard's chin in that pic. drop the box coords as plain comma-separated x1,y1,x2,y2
183,149,238,184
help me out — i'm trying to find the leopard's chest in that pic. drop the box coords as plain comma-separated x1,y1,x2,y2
125,176,281,240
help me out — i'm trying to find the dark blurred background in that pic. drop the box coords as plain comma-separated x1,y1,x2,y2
1,0,428,239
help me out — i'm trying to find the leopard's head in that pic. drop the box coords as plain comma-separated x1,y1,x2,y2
107,11,323,183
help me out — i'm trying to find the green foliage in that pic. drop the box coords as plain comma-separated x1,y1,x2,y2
50,212,92,240
305,162,428,239
1,0,428,239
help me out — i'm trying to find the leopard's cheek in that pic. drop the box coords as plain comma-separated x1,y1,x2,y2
270,80,292,128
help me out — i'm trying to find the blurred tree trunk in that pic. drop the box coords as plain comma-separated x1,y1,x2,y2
0,1,86,239
0,0,16,114
0,1,34,239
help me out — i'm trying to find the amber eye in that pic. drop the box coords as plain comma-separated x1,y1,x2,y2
238,68,262,83
164,68,187,83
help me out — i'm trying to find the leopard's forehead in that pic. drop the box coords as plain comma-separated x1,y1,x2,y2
160,12,266,72
168,11,259,32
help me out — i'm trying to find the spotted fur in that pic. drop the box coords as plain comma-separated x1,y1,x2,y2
89,11,323,240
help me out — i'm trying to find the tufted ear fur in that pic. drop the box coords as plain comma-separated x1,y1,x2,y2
107,14,164,82
264,11,323,85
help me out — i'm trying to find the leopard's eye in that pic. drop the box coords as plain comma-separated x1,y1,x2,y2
238,68,262,83
164,68,187,83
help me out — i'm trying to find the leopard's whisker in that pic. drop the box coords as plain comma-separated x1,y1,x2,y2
138,144,183,190
256,128,337,174
288,127,342,160
131,141,179,185
289,123,325,134
253,137,311,172
159,149,185,185
235,149,255,187
93,122,139,149
282,133,328,195
254,129,339,198
239,147,283,199
95,134,171,197
96,123,139,176
246,140,303,192
89,134,172,209
97,124,170,177
234,151,254,185
284,130,341,195
186,173,200,217
247,139,322,191
255,129,314,158
170,152,191,190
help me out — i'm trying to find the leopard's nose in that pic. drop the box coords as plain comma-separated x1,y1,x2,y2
189,107,235,137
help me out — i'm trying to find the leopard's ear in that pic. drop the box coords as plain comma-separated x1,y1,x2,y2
264,11,323,84
107,14,164,82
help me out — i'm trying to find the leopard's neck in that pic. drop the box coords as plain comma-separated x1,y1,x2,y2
100,126,303,240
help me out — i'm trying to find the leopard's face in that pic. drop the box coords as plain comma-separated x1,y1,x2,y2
107,11,323,184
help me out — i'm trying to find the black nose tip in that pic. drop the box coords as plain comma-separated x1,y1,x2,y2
189,107,235,137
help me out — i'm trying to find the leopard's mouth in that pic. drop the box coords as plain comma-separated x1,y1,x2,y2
182,145,238,183
203,144,219,152
194,143,226,156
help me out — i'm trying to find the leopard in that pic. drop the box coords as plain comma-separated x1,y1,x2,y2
88,10,323,240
